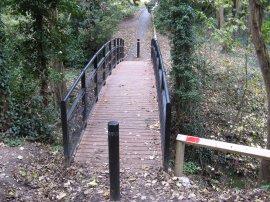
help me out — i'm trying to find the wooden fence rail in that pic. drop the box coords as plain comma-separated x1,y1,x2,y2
175,134,270,177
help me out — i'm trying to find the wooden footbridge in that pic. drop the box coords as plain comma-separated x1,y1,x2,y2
61,38,171,171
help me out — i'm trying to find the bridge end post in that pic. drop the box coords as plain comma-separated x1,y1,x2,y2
163,102,171,171
61,100,70,167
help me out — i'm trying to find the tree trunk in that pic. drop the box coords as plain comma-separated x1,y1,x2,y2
249,0,270,184
35,13,49,106
233,0,242,18
48,9,67,106
216,7,225,29
49,60,67,106
0,1,9,130
235,0,242,18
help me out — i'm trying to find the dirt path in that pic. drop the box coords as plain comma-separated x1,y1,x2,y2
115,8,153,61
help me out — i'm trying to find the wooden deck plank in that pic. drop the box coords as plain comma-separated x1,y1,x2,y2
75,61,162,170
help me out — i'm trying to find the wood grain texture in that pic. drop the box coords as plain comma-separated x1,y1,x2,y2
177,134,270,160
75,61,162,170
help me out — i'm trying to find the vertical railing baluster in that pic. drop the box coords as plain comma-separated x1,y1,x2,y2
114,39,116,68
109,41,112,74
117,38,120,64
164,102,171,172
120,39,122,61
81,72,87,126
94,56,98,102
103,46,106,85
61,101,70,166
122,40,125,60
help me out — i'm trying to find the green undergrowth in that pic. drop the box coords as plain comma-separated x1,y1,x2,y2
182,40,267,189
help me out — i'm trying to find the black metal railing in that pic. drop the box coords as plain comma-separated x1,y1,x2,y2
61,38,125,165
151,39,171,171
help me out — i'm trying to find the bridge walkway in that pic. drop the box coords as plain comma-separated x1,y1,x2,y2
75,61,162,170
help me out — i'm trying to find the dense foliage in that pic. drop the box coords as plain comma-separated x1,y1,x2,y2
154,0,270,184
155,0,203,136
0,0,135,143
0,1,10,134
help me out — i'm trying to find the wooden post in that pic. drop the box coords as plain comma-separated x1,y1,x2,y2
175,134,270,176
175,141,185,177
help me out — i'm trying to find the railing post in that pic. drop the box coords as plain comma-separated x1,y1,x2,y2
103,46,106,85
108,121,120,201
137,39,140,58
155,50,159,69
151,46,154,62
117,38,120,64
122,40,125,60
164,102,171,171
114,39,117,68
109,41,112,74
81,72,87,126
94,56,98,102
61,101,70,166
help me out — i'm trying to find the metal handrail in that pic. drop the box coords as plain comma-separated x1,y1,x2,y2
61,38,125,165
151,38,171,171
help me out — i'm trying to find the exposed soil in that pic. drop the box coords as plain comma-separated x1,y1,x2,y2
0,142,49,201
1,142,269,201
114,8,153,61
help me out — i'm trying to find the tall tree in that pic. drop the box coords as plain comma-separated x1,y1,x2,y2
249,0,270,184
0,1,9,120
155,0,200,136
48,8,67,106
13,0,62,106
216,6,225,28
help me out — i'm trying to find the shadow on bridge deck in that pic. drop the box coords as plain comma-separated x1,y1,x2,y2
75,61,162,170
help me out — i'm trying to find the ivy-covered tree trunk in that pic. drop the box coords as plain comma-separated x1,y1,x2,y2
156,0,199,128
169,2,198,117
249,0,270,184
34,13,49,106
14,1,63,107
48,9,67,106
